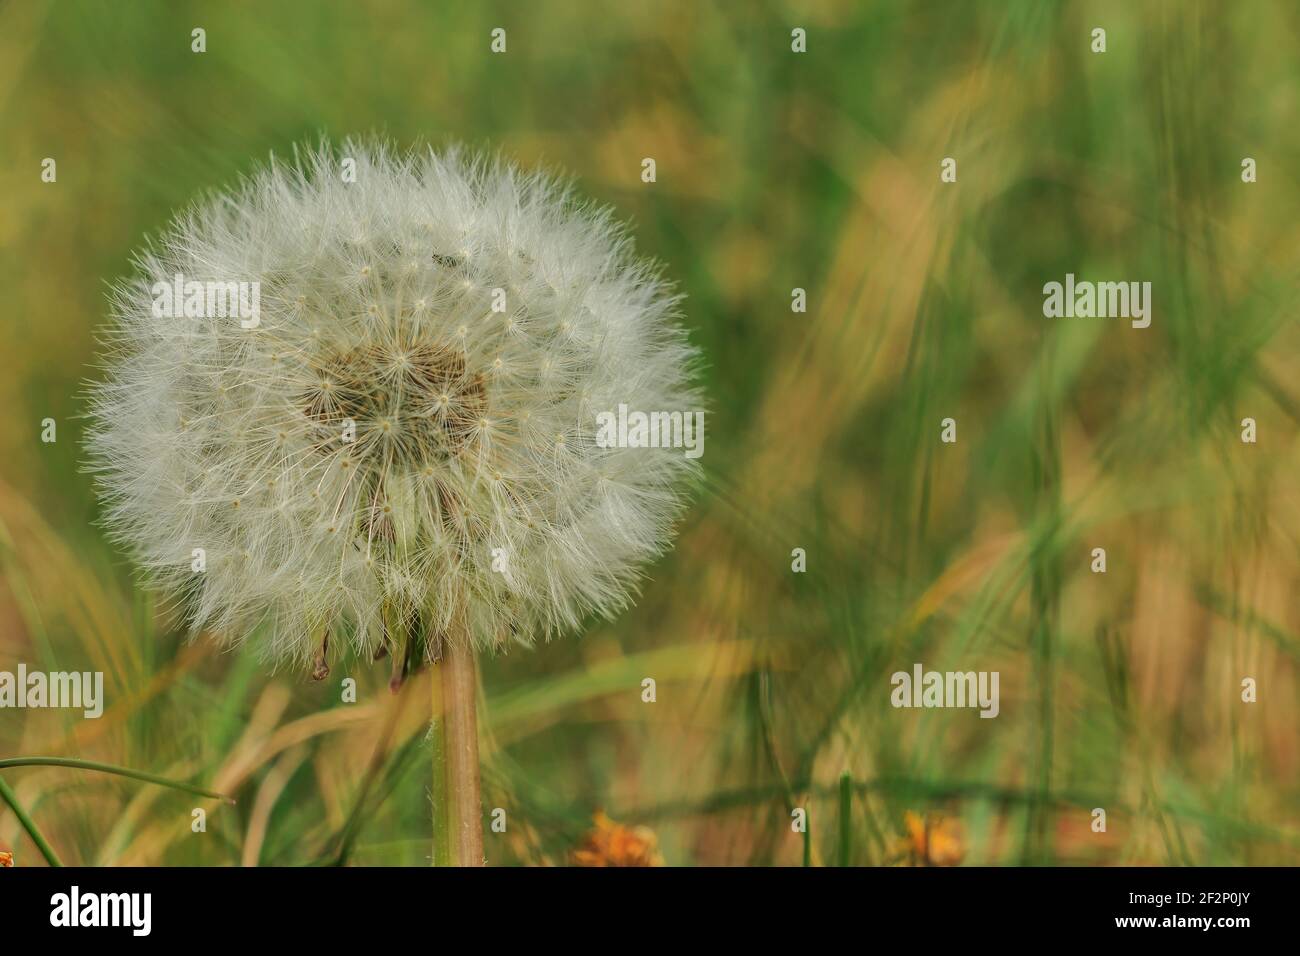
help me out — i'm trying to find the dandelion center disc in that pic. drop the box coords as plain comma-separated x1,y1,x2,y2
300,340,487,462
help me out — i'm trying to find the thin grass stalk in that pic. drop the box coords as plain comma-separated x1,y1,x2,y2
0,757,231,802
838,772,852,866
0,775,62,867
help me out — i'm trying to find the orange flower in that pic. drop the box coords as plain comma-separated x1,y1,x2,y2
0,851,13,867
889,811,965,866
570,811,663,867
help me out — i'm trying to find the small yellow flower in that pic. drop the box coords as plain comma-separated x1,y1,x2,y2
0,850,14,867
570,811,663,867
889,811,965,866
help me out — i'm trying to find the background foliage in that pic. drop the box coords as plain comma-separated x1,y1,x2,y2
1,0,1298,865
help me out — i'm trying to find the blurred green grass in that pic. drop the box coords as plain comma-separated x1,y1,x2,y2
2,0,1299,865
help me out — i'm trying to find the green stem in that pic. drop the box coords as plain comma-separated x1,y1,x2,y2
838,771,852,866
0,757,233,803
0,775,63,867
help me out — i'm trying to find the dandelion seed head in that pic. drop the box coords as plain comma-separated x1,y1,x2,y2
86,139,701,669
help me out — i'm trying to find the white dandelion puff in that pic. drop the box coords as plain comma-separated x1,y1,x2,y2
86,139,703,675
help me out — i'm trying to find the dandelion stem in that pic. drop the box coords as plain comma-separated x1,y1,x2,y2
430,667,451,867
431,630,483,866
